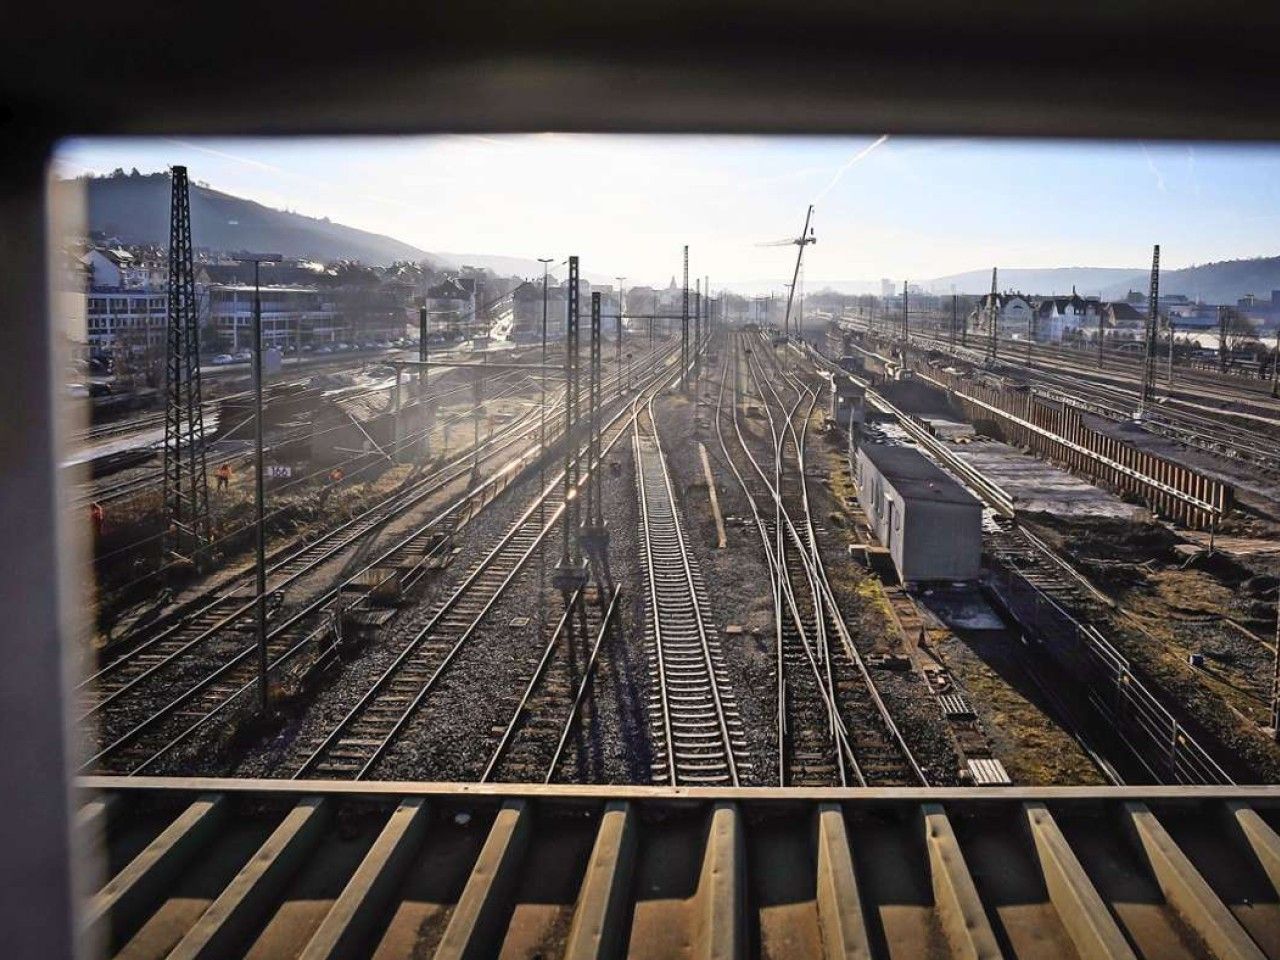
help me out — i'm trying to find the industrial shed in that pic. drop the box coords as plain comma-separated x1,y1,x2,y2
829,373,866,429
855,442,982,583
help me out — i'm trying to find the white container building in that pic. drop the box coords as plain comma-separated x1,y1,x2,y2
855,442,982,583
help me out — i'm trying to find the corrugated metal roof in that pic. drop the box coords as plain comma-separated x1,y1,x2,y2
79,777,1280,959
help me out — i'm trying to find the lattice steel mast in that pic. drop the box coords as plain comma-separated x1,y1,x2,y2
162,166,211,567
1139,244,1161,416
681,245,690,390
986,267,999,363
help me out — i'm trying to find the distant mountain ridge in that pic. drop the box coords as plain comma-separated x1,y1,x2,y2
925,260,1280,303
59,173,556,278
63,174,1280,302
63,173,428,264
788,257,1280,305
922,266,1145,298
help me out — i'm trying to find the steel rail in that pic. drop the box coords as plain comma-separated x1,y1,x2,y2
90,347,681,776
745,334,928,785
543,588,623,783
714,338,862,784
82,342,668,710
636,396,740,787
79,377,555,716
806,339,1232,785
293,357,681,781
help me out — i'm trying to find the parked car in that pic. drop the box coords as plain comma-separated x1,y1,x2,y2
233,350,253,362
316,344,334,354
211,353,235,365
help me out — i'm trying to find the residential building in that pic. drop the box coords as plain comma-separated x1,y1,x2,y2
1035,292,1102,342
970,292,1035,337
81,247,160,290
506,277,596,342
425,277,478,333
85,290,170,350
1102,300,1145,337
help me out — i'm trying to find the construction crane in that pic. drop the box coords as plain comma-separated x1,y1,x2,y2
759,204,816,341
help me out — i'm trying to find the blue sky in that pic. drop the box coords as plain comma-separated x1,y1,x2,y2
54,135,1280,289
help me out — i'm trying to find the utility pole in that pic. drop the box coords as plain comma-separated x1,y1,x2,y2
695,278,702,380
1167,318,1176,393
162,165,212,571
615,276,625,396
705,275,711,345
650,292,656,353
1027,302,1036,365
552,255,588,596
580,292,611,593
538,258,554,455
1272,322,1279,397
682,245,690,390
417,304,428,393
1098,302,1107,369
902,280,909,344
1139,244,1160,416
233,251,283,714
986,267,999,363
951,293,959,346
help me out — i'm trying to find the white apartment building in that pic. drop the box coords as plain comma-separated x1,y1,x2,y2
85,290,169,350
208,284,339,351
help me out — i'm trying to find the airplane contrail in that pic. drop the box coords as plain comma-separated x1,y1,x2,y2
813,134,889,203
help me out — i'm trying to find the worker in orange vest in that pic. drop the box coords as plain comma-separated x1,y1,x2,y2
89,501,104,540
329,467,344,485
216,462,233,491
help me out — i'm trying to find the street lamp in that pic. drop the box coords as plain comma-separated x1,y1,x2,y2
615,276,626,396
232,252,282,715
538,258,554,440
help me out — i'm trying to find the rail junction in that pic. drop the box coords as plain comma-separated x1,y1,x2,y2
77,260,1280,958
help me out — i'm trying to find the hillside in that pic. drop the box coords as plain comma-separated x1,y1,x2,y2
1101,257,1280,304
923,266,1146,297
61,172,429,265
926,259,1280,303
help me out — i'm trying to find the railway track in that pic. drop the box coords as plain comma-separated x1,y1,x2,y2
479,586,621,783
80,382,553,721
750,344,927,786
292,367,675,782
86,343,665,696
635,401,743,786
805,336,1235,785
841,317,1280,473
75,367,529,509
83,346,678,774
715,334,926,787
